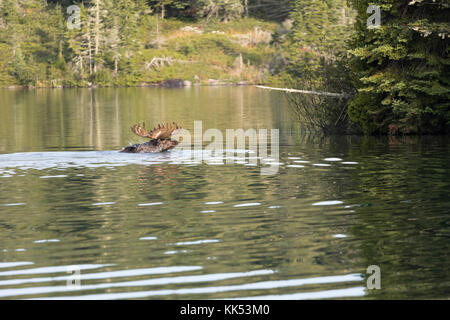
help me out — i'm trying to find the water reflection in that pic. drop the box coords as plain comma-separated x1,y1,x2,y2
0,87,284,153
0,87,449,299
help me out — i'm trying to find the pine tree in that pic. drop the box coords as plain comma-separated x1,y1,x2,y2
66,0,109,77
0,0,67,85
90,0,105,73
66,3,90,75
148,0,189,19
279,0,356,134
104,0,149,78
284,0,354,87
198,0,243,22
348,0,450,134
105,16,120,75
54,4,67,72
245,0,294,22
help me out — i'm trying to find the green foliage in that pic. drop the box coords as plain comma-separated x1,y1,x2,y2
92,68,112,86
0,0,448,136
0,0,276,87
264,0,354,89
348,0,450,134
202,17,277,33
271,0,356,134
148,0,190,19
11,48,35,85
0,43,16,86
247,0,293,22
198,0,243,22
147,0,244,22
284,0,353,83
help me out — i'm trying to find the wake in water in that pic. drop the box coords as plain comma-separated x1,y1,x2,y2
0,149,261,173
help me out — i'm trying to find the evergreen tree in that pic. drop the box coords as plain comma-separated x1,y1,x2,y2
284,0,354,88
198,0,243,22
104,0,149,80
277,0,355,134
247,0,293,22
348,0,450,134
0,0,20,58
66,2,90,76
88,0,106,73
148,0,189,19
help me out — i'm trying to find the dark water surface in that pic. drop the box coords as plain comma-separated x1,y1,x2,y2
0,87,448,299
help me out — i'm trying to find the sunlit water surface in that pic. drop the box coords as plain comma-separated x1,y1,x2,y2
0,87,449,299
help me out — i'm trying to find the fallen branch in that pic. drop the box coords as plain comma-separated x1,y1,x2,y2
145,57,196,70
255,85,350,98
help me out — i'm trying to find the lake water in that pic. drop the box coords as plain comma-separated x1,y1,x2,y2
0,86,448,299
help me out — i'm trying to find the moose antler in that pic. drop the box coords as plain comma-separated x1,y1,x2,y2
149,122,181,140
131,122,153,138
131,122,181,140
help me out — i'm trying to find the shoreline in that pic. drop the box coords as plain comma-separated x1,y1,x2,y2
0,80,251,90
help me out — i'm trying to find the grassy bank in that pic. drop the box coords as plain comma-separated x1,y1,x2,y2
0,15,278,88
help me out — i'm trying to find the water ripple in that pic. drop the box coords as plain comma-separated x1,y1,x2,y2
312,201,344,206
231,287,366,300
0,262,34,269
0,264,112,277
173,239,220,246
31,272,360,300
233,203,261,208
8,269,274,299
0,266,202,287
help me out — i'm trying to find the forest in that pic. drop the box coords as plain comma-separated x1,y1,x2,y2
0,0,448,134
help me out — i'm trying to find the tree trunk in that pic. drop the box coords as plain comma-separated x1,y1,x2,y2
58,40,63,57
93,0,101,73
79,54,83,72
87,21,92,75
155,15,160,48
239,53,243,72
